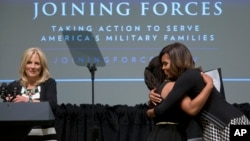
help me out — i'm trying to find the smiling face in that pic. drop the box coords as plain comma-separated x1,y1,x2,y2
25,53,42,81
159,42,196,80
161,53,172,78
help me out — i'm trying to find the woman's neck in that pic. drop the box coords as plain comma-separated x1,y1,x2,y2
27,84,36,89
27,79,38,89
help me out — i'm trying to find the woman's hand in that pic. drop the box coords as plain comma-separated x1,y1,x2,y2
201,72,214,89
12,95,29,102
149,88,162,105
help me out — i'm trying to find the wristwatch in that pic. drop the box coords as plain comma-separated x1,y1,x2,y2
29,95,33,102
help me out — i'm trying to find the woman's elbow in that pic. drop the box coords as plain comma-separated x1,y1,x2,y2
187,110,198,116
183,107,200,116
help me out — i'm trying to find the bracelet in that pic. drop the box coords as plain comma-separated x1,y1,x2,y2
29,95,33,102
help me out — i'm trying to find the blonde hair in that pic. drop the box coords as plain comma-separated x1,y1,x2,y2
19,47,51,86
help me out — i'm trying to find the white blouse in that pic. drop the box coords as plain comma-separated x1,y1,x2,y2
20,86,41,100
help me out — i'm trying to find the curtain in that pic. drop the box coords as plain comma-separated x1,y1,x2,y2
54,103,154,141
54,103,250,141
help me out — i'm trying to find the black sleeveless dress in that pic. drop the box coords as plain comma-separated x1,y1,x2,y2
147,81,190,141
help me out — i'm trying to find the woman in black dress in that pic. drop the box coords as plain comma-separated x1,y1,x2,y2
144,56,213,141
147,42,250,141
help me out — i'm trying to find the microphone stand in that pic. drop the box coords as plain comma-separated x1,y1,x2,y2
87,63,101,141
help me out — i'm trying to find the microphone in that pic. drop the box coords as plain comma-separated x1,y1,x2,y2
0,82,8,101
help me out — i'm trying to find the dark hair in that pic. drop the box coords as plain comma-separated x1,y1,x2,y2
159,42,196,80
144,56,165,90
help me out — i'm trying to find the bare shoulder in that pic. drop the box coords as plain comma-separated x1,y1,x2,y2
161,81,175,99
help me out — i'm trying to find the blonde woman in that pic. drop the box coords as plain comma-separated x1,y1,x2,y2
7,47,58,140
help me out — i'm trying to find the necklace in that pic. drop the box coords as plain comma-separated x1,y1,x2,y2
24,86,38,96
24,86,39,102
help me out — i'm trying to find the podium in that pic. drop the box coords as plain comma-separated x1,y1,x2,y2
0,102,55,141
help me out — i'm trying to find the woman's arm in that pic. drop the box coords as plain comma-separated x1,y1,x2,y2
147,69,209,117
180,72,213,116
147,72,213,118
42,78,58,109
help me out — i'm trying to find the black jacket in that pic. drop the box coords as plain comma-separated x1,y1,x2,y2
7,78,58,110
